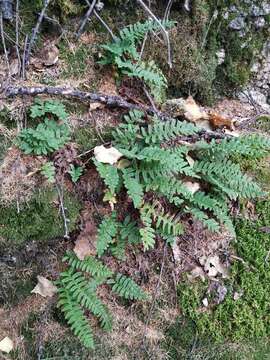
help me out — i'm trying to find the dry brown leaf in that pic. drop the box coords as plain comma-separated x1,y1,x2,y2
209,112,235,130
99,74,117,95
94,145,123,165
201,255,229,278
183,181,200,194
9,58,20,76
187,266,206,282
89,102,104,111
172,242,181,263
183,96,208,122
74,237,94,260
0,337,14,354
31,276,57,298
42,43,59,66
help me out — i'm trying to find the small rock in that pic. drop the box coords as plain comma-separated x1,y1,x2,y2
229,16,245,30
202,298,209,307
216,48,226,65
254,17,266,29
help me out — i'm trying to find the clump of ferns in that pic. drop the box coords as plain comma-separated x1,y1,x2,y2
94,109,270,253
99,19,175,103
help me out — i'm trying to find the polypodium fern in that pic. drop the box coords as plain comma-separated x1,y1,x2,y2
111,273,148,300
96,212,118,257
57,251,148,348
93,109,270,251
99,20,175,103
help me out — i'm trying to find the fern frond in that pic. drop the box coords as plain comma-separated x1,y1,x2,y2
122,168,143,208
94,160,119,194
96,212,119,257
63,251,114,279
139,206,156,250
120,216,141,245
141,118,199,144
188,207,220,232
112,273,148,300
57,288,94,349
59,268,112,331
143,202,183,236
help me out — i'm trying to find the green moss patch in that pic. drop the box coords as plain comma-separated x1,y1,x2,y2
0,188,81,250
177,199,270,343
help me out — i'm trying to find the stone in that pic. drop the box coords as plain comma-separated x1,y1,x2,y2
229,16,245,30
254,17,266,29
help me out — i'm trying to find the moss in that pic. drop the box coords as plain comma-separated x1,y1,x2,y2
0,188,81,251
177,199,270,343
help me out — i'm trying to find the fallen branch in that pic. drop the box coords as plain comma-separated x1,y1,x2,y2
76,0,97,39
24,0,50,67
3,85,231,141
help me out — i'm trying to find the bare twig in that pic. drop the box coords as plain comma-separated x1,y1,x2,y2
163,0,173,22
0,12,10,77
76,0,97,39
24,0,50,66
93,9,117,41
21,34,28,79
3,85,232,142
56,182,70,239
143,85,158,114
136,0,172,68
15,0,21,76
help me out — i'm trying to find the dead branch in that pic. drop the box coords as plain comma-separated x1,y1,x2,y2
164,0,173,22
15,0,21,76
0,11,10,77
56,182,70,239
24,0,50,67
21,34,28,79
3,85,232,141
93,9,117,41
76,0,97,39
136,0,172,68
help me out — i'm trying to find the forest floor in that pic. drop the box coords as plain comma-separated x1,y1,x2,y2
0,5,270,360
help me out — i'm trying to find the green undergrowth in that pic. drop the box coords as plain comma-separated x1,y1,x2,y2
73,124,114,153
0,188,80,250
175,198,270,350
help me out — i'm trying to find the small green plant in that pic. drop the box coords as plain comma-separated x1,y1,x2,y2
68,164,83,183
57,251,148,349
18,100,70,155
99,20,175,103
41,162,56,183
94,110,270,253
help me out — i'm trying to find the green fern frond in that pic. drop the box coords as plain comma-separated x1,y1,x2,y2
141,118,199,144
188,207,220,232
143,202,183,236
63,251,114,279
112,273,148,300
122,168,143,208
57,288,94,349
96,212,119,257
139,206,156,250
94,160,119,194
120,216,141,245
41,161,55,183
59,269,112,331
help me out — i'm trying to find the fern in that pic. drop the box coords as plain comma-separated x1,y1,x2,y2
57,287,94,349
112,273,148,300
57,252,148,348
94,160,119,194
68,164,83,183
63,251,114,279
99,20,175,103
122,168,143,208
96,212,118,257
41,161,55,183
95,109,269,240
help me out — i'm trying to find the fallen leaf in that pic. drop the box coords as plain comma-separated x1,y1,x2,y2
209,112,235,130
41,43,59,66
31,276,57,298
172,242,181,263
233,290,243,301
187,266,206,282
203,255,229,278
103,190,117,211
0,337,14,354
74,237,94,260
202,298,209,307
9,58,20,76
183,181,200,194
94,145,123,165
186,155,195,167
117,158,131,169
89,102,104,111
183,96,209,122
